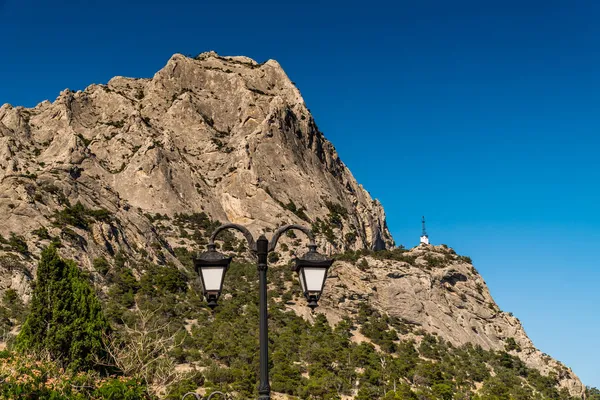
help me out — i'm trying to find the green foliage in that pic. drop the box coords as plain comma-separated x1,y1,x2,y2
268,252,280,264
432,383,454,400
0,288,24,340
2,289,18,305
144,212,171,223
335,250,362,262
8,233,29,255
458,255,473,264
103,255,571,399
139,263,188,296
105,253,140,315
282,200,310,222
53,202,89,229
312,217,336,244
504,337,521,352
423,254,445,268
174,212,219,233
31,226,51,240
358,303,404,354
173,247,194,269
370,248,415,264
285,229,296,238
358,258,369,270
52,201,112,230
345,232,357,244
15,246,112,372
476,282,484,295
164,372,205,399
383,384,417,399
75,133,92,147
335,247,416,265
587,387,600,400
324,201,348,219
173,212,221,245
89,378,149,399
2,288,24,321
93,256,111,276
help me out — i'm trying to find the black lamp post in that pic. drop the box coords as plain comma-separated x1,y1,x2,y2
194,224,333,400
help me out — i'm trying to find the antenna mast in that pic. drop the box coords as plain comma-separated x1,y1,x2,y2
420,216,430,245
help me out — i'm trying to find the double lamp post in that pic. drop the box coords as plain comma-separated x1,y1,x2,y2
193,223,334,400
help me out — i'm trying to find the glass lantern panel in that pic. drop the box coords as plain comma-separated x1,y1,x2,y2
298,271,306,292
302,267,327,292
201,266,225,291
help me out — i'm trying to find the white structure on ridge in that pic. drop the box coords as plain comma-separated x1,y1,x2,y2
420,216,429,245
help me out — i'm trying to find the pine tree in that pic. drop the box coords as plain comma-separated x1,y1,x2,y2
16,245,111,372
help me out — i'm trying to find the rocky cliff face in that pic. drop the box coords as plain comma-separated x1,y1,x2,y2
0,52,585,397
0,51,392,294
0,50,391,257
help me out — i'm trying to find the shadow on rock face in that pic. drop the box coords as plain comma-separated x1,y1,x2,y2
440,270,468,286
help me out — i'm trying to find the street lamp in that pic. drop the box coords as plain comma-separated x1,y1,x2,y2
294,244,334,310
194,243,232,309
194,223,333,400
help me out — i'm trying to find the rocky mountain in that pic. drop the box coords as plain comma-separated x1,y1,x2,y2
0,52,586,398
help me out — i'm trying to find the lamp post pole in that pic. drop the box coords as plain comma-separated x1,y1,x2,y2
194,224,333,400
256,235,270,400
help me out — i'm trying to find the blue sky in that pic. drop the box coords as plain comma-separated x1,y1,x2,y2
1,0,599,388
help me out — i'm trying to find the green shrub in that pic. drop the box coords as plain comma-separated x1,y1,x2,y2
8,233,29,255
268,252,280,264
139,263,188,296
345,232,357,244
52,202,112,230
358,258,369,270
93,257,111,276
31,226,51,240
505,337,521,352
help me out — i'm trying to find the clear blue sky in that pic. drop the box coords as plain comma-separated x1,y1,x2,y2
1,0,598,388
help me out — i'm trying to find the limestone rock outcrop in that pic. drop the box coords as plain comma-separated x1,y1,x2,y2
0,51,392,295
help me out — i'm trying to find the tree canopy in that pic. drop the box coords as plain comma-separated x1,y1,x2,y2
16,245,111,372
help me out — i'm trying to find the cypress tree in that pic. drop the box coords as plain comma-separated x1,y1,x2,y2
16,245,111,372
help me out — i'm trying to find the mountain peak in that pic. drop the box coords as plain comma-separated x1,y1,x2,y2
0,52,393,260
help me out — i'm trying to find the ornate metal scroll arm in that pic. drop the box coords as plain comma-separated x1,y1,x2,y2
181,393,201,400
207,391,228,400
181,391,228,400
268,224,316,252
209,223,257,252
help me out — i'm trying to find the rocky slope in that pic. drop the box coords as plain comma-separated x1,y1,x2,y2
0,52,585,397
306,245,585,397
